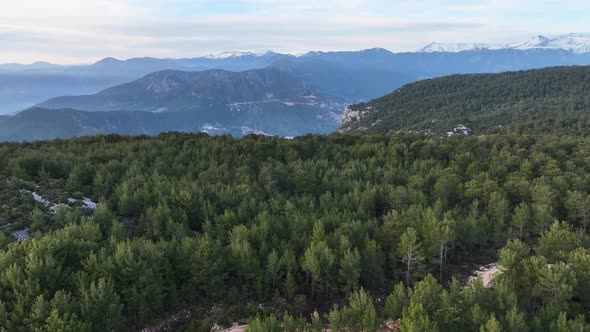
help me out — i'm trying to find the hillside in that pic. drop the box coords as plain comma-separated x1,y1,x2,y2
341,65,590,134
0,108,205,141
0,52,290,114
29,68,345,138
2,131,590,330
0,103,343,141
38,68,317,112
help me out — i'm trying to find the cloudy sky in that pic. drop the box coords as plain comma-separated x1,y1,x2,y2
1,0,589,64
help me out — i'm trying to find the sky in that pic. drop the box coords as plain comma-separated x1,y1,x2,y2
1,0,590,64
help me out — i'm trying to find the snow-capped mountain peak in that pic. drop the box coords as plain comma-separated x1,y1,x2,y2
203,50,273,59
419,42,504,53
509,35,551,49
549,33,590,53
419,33,590,54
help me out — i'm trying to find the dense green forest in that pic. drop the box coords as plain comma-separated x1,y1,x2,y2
1,130,590,331
341,65,590,135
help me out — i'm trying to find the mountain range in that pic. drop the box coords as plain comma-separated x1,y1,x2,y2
0,52,292,114
419,33,590,53
3,34,590,141
38,68,323,113
0,68,345,140
418,33,590,54
3,33,590,116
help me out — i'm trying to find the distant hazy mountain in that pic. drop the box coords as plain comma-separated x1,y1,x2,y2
0,108,194,141
0,73,130,115
0,107,291,141
0,52,291,115
340,65,590,135
29,68,345,139
4,35,590,115
279,48,418,102
78,51,291,77
0,51,288,75
419,42,506,53
40,68,311,111
282,47,590,102
0,62,61,72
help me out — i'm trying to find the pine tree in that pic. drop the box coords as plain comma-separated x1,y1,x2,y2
505,306,528,332
533,262,576,313
384,282,407,320
480,315,503,332
426,216,455,281
536,221,581,262
303,240,335,296
339,248,361,294
80,278,124,332
401,302,438,332
510,203,530,240
397,228,424,285
565,190,590,232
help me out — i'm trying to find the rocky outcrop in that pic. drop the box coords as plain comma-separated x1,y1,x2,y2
340,106,374,131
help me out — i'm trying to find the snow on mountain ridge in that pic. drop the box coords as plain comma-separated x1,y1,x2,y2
508,35,552,49
204,51,273,59
420,33,590,54
546,34,590,53
419,42,505,53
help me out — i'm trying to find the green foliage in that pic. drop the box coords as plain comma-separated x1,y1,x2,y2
568,248,590,305
303,240,335,294
536,221,582,262
509,203,530,240
401,302,438,332
549,312,569,332
339,248,361,294
397,228,424,285
480,315,503,332
409,275,444,319
282,313,307,332
1,130,590,329
343,66,590,136
505,306,528,332
498,239,529,290
384,282,407,319
533,262,576,313
329,288,378,332
80,278,124,331
245,315,281,332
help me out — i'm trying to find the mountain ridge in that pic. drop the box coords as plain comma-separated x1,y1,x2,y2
0,107,234,141
4,37,590,115
37,67,329,112
0,106,340,141
419,33,590,53
340,65,590,135
14,67,347,139
4,33,590,69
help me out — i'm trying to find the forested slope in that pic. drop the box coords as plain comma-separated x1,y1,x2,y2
0,108,201,141
1,131,590,330
341,66,590,135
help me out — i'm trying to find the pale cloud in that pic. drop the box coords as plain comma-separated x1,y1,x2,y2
0,0,589,63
